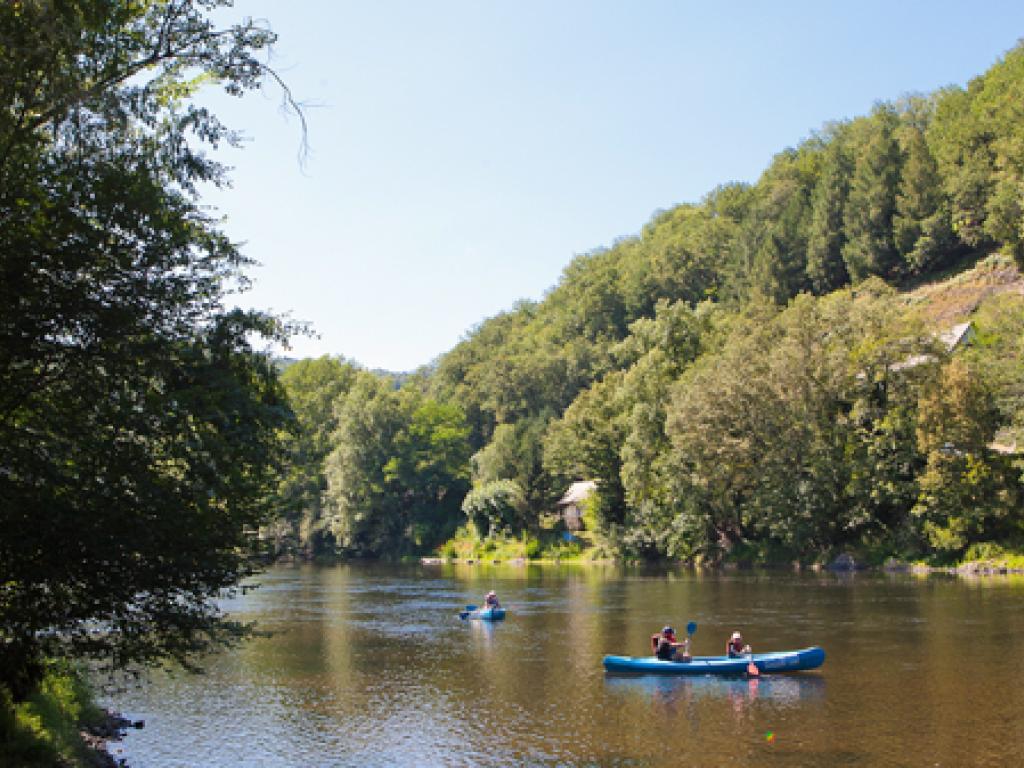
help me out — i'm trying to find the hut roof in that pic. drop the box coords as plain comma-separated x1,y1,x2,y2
938,321,975,352
557,480,598,506
890,322,977,373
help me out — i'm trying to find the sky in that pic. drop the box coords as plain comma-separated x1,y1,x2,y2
198,1,1024,371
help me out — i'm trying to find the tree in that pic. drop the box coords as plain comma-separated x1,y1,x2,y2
461,480,527,538
968,43,1024,262
746,148,817,305
274,357,359,553
0,1,298,699
842,108,903,281
806,137,852,293
543,374,628,534
663,288,929,561
322,375,408,555
968,287,1024,454
928,86,994,254
893,124,955,275
470,415,553,521
323,377,471,555
912,359,1010,553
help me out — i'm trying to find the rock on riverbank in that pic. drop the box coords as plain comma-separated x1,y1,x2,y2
80,709,142,767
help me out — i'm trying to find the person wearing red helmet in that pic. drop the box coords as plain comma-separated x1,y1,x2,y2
651,625,691,661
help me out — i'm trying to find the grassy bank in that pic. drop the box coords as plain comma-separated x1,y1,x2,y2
428,530,1024,574
1,661,113,768
436,524,614,563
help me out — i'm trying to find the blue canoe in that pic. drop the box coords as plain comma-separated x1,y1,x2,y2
602,646,825,675
462,607,506,621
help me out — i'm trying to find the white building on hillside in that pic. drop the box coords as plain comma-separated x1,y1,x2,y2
556,480,597,531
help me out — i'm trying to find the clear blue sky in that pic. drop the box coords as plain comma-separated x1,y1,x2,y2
200,1,1024,371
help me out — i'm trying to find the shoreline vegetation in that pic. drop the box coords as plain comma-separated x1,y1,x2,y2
413,556,1024,577
0,662,133,768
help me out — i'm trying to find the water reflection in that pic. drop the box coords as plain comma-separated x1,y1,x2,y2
467,615,497,649
604,671,826,706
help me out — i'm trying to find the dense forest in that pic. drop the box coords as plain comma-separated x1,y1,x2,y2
273,43,1024,566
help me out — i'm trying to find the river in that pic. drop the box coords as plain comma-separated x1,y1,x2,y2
102,562,1024,767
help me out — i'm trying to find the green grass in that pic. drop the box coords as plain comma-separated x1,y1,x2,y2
960,542,1024,570
0,660,108,768
438,524,612,562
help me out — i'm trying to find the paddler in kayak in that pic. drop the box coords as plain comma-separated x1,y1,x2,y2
651,626,691,661
726,631,752,657
483,590,501,610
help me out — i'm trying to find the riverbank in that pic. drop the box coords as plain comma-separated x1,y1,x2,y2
0,661,130,768
417,553,1024,577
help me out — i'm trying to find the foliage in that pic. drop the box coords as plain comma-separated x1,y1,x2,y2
842,106,902,281
0,661,106,768
470,415,554,517
543,373,628,531
323,375,471,556
912,359,1016,551
461,480,527,538
0,0,299,697
273,356,360,553
439,525,600,562
968,287,1024,454
894,121,955,273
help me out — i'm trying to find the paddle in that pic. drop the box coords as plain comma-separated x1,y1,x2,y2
683,621,696,658
746,641,760,678
458,604,478,620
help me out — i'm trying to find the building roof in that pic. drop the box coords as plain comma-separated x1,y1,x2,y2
890,322,976,373
557,480,598,506
988,429,1019,455
938,322,975,352
988,441,1019,455
889,353,937,373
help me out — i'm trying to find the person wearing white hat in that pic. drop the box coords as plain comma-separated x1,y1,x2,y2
726,630,752,657
483,590,501,609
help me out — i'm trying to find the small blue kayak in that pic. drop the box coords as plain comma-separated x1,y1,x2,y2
461,607,506,621
602,646,824,675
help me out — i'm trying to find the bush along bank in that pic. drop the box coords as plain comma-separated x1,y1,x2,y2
0,660,133,768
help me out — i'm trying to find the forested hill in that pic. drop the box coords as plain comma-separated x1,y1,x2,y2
272,43,1024,565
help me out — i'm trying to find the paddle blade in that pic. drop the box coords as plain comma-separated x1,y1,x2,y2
459,611,471,620
686,621,697,636
465,605,477,611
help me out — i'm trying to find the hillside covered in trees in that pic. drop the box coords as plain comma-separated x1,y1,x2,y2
272,43,1024,566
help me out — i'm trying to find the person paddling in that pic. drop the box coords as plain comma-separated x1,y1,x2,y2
651,626,691,661
726,630,752,658
483,590,501,610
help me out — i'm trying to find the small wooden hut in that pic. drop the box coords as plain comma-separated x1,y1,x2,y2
556,480,597,531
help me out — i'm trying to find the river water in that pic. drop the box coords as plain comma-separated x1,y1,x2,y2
103,562,1024,767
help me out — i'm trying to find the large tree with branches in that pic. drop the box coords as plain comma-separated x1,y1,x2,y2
0,0,300,700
